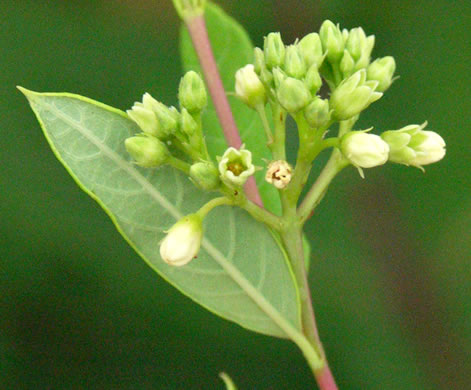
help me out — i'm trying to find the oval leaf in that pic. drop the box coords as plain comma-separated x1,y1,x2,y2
20,88,301,338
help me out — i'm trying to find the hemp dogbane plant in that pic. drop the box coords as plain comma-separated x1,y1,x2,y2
19,1,446,388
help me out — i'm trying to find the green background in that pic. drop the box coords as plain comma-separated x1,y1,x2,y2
1,0,470,388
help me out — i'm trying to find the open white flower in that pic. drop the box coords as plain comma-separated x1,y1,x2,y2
218,147,255,187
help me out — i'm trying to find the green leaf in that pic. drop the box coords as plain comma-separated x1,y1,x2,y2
180,3,281,214
20,88,302,339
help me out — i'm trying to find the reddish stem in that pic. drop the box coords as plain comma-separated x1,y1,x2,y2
315,365,338,390
185,15,263,207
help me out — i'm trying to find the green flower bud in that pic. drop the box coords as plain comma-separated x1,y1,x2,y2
341,28,350,44
126,103,159,136
330,70,383,120
181,108,198,136
189,161,220,190
340,49,355,78
264,32,285,69
125,135,169,167
304,65,322,94
298,32,324,68
235,64,267,109
253,47,265,74
276,77,312,113
284,45,306,79
381,123,446,167
178,71,207,113
272,67,286,90
353,35,375,71
319,20,345,63
218,147,255,187
153,102,179,139
345,27,367,61
340,131,389,168
367,56,396,92
304,98,331,129
160,214,203,267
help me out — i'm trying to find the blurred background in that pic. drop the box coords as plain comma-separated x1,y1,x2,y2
1,0,470,388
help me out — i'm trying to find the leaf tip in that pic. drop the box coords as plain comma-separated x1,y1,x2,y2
17,86,38,102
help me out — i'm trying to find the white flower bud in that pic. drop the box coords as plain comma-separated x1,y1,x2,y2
160,214,203,267
340,131,390,168
127,93,162,136
409,131,446,166
218,147,255,187
127,104,159,136
381,123,446,167
235,64,267,109
265,160,292,189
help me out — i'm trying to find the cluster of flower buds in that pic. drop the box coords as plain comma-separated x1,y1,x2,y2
234,21,399,127
125,71,222,191
339,124,446,171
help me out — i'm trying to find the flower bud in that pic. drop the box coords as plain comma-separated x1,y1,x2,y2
367,56,396,92
264,33,285,69
284,45,306,79
126,104,159,136
353,35,375,71
265,160,292,189
330,70,383,120
125,135,169,167
298,32,324,68
178,71,207,113
340,49,355,78
189,161,221,190
272,67,286,90
181,108,198,136
340,131,389,168
304,98,331,129
235,64,267,109
218,147,255,187
319,20,345,63
304,65,322,94
345,27,367,61
253,47,265,74
160,214,203,267
153,102,179,139
381,123,446,167
276,77,311,113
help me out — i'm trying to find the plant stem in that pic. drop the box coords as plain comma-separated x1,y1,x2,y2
197,196,234,218
297,150,348,223
185,14,263,207
270,103,287,161
280,224,338,390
